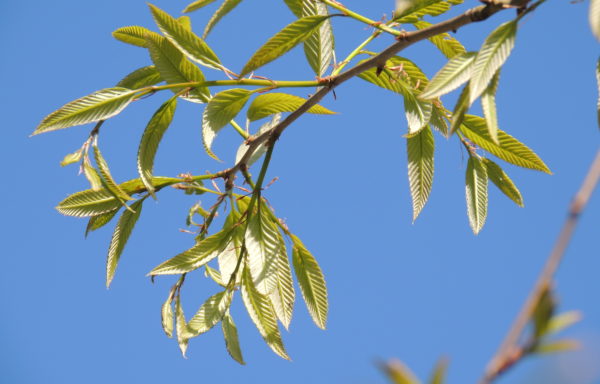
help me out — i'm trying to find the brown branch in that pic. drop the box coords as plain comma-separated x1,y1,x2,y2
480,148,600,384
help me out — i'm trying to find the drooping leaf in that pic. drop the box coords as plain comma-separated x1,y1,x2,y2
202,88,252,160
269,231,295,330
145,33,210,103
407,126,435,221
245,202,280,295
302,1,335,77
419,51,477,100
161,285,177,338
112,26,162,48
241,263,290,360
430,106,448,136
149,4,222,70
449,84,470,136
239,15,332,78
481,69,501,143
218,240,242,286
236,114,281,166
413,20,465,59
85,208,120,237
469,21,517,104
290,234,328,329
203,0,243,38
482,158,523,207
590,0,600,41
222,311,245,364
137,96,178,196
83,158,103,191
183,0,218,13
460,115,551,173
465,155,488,234
116,65,163,89
187,290,233,337
34,88,137,134
246,93,335,122
175,295,190,357
93,144,133,202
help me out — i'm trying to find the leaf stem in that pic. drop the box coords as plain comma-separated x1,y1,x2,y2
332,31,381,76
320,0,403,37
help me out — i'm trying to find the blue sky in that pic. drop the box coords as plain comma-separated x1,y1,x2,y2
1,1,599,383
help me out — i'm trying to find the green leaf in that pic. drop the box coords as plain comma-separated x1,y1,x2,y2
60,149,83,167
34,88,137,134
203,0,243,38
429,358,448,384
177,16,193,31
149,4,222,70
205,265,226,286
413,20,465,59
546,311,582,335
419,52,477,100
149,229,232,275
222,311,245,364
241,263,290,360
246,92,335,122
269,231,295,330
112,26,162,48
430,106,448,136
283,0,302,17
145,33,210,103
236,114,281,166
161,285,177,338
291,234,328,329
482,158,523,207
381,359,421,384
590,0,600,41
106,198,145,288
183,0,218,13
116,65,162,89
395,0,449,22
245,202,280,295
533,339,580,355
83,160,103,191
239,15,332,78
407,126,435,221
302,2,335,77
187,290,233,337
175,295,190,357
202,88,252,160
137,96,178,196
481,69,500,143
449,84,470,136
469,21,517,104
460,115,551,173
465,155,488,234
93,144,133,202
85,208,120,237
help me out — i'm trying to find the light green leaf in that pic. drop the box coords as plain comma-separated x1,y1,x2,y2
137,96,178,196
395,0,448,22
149,4,222,70
93,144,133,202
203,0,243,38
239,15,332,78
177,16,192,31
245,202,280,295
236,114,281,166
407,126,435,221
533,340,580,355
34,88,137,134
161,285,177,338
183,0,218,13
218,240,242,286
291,234,328,329
302,1,335,77
429,358,448,384
112,26,162,48
590,0,600,41
460,115,551,173
482,158,523,207
430,106,448,136
241,263,290,360
449,84,470,136
205,265,226,286
85,208,120,237
187,290,233,337
413,20,465,59
175,295,190,357
247,92,334,122
469,21,517,104
149,229,232,275
83,160,103,191
222,311,245,364
481,69,500,143
465,155,488,234
202,88,252,160
546,311,582,335
60,149,83,167
145,33,210,103
419,52,477,100
269,231,295,330
283,0,302,17
116,65,162,89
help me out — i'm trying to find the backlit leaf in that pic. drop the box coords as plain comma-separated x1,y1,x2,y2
420,51,477,100
303,2,335,77
245,202,279,295
481,70,500,143
85,208,120,237
60,149,83,167
284,0,302,17
161,286,176,338
482,158,523,207
590,0,600,41
269,231,295,330
246,93,335,121
222,311,245,364
465,155,488,234
236,114,281,166
413,20,465,59
407,126,435,221
112,26,161,48
175,295,190,357
449,84,470,136
203,0,243,38
93,144,133,202
116,65,162,89
187,290,233,337
183,0,218,13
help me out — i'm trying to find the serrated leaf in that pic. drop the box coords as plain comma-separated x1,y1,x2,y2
93,144,133,202
60,149,83,167
34,88,137,134
175,295,190,357
482,158,523,207
245,202,280,295
546,311,582,335
407,126,435,221
284,0,302,17
591,0,600,41
236,114,281,166
239,15,332,78
205,265,226,286
469,21,516,104
116,65,162,89
149,4,222,70
145,33,210,103
83,161,103,191
222,311,245,364
177,16,193,31
460,115,551,173
161,285,177,338
413,20,465,59
449,84,470,136
290,234,327,329
183,0,218,13
187,290,233,337
85,208,120,237
465,155,488,234
303,2,335,77
481,69,500,143
420,51,477,100
203,0,243,38
246,93,334,122
395,0,447,21
112,26,162,48
241,263,290,360
269,231,295,330
149,229,232,275
218,240,242,286
533,339,580,355
106,198,145,288
430,106,448,135
202,88,252,160
137,96,178,196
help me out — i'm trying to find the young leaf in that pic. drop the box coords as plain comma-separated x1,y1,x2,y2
187,290,233,337
149,4,222,70
85,208,120,237
175,295,190,357
241,263,290,360
60,149,83,167
106,198,145,288
183,0,218,13
246,93,335,122
303,2,335,77
407,126,435,221
57,189,130,217
460,115,551,173
481,70,501,143
449,84,470,136
465,155,488,234
161,286,176,338
236,114,281,166
222,311,245,364
112,26,162,48
269,231,295,330
202,88,252,160
590,0,600,41
145,34,210,103
469,21,517,104
116,65,162,89
149,229,232,275
419,52,477,100
291,234,328,329
203,0,243,38
137,96,178,196
83,159,103,191
404,88,432,134
239,15,333,78
93,144,133,202
33,88,137,134
413,20,465,59
482,158,523,207
245,202,280,295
